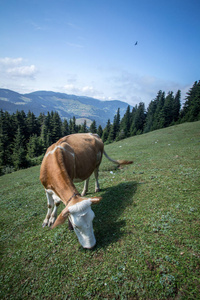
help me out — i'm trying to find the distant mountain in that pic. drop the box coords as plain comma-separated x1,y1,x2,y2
0,89,131,127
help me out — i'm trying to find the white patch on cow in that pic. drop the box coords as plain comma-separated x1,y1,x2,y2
68,199,96,249
45,189,61,203
45,145,65,157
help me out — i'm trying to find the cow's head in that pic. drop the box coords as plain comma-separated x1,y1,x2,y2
51,197,102,249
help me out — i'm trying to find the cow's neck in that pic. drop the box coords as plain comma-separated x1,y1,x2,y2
49,173,79,206
58,184,79,206
66,191,80,206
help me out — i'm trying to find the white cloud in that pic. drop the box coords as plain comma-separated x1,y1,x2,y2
0,57,23,66
107,69,190,107
63,84,81,94
7,65,37,78
64,84,95,95
0,57,38,79
62,83,106,99
82,86,94,92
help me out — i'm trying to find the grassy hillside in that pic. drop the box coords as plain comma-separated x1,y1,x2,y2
0,121,199,299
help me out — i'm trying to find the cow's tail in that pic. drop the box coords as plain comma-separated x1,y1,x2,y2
103,150,133,165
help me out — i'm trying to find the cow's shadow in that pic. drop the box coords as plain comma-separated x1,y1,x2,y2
91,181,137,249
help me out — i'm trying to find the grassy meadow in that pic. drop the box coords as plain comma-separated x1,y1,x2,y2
0,121,200,299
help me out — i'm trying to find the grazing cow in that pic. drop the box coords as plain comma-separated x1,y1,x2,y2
40,133,133,248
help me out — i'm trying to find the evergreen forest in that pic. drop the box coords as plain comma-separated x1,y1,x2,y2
0,80,199,174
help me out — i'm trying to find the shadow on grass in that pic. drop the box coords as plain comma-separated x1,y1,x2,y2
92,181,137,249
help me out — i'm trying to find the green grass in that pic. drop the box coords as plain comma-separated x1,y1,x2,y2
0,121,200,299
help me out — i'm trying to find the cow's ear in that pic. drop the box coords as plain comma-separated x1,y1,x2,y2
51,207,69,229
90,197,102,204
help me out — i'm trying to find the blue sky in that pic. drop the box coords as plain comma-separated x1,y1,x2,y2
0,0,200,107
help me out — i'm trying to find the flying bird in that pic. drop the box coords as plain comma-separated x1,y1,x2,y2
135,41,138,45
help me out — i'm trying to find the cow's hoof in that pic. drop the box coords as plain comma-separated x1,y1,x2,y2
48,216,56,227
95,188,100,193
42,222,48,227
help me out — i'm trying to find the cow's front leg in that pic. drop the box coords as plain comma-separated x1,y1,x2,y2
42,191,54,227
48,192,61,226
94,167,100,193
43,190,61,227
81,178,90,196
48,201,60,226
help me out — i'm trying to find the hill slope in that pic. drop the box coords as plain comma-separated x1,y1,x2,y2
0,121,199,299
0,88,131,127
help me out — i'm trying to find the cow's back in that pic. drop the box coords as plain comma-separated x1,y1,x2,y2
62,133,104,181
40,133,104,187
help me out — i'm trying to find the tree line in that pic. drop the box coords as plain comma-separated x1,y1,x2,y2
0,80,199,174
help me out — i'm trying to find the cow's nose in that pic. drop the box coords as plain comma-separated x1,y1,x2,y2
84,242,96,250
84,244,95,250
85,246,95,250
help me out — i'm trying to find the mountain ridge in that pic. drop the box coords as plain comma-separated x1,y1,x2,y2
0,88,131,127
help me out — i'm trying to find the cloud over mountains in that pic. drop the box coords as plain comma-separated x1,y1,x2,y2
0,57,37,79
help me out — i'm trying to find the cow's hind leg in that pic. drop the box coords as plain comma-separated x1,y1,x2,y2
81,166,100,196
94,167,100,193
81,178,90,196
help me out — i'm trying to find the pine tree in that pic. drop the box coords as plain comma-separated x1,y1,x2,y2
181,81,200,122
51,112,62,143
14,110,27,144
172,90,181,122
102,119,111,143
0,130,4,174
115,108,120,139
40,122,48,150
143,100,157,133
109,108,121,141
130,102,145,135
0,111,13,165
89,120,97,133
46,130,52,148
78,120,87,133
27,134,43,158
108,117,116,142
38,113,46,128
45,112,52,132
0,126,11,167
97,125,103,138
82,120,88,133
12,126,28,170
26,111,39,137
62,119,70,136
120,105,131,138
160,92,174,127
151,91,165,130
69,116,77,134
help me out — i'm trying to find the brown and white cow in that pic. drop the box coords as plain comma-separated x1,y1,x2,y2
40,133,133,248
